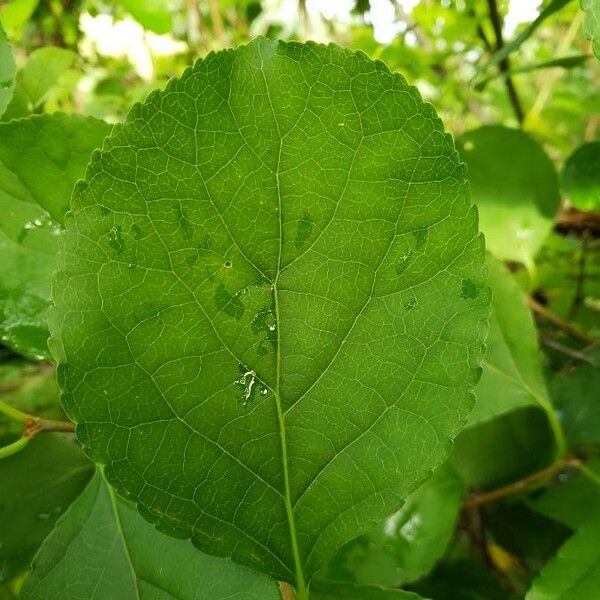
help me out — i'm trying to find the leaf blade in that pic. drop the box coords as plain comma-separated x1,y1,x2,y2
525,512,600,600
52,38,489,585
23,471,279,600
0,114,111,359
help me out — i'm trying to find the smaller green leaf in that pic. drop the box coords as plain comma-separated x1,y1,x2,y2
311,580,428,600
119,0,173,34
459,126,560,266
474,55,589,91
0,22,15,117
471,255,549,426
551,363,600,446
0,0,40,39
17,47,76,108
0,114,110,359
478,0,574,73
561,141,600,211
0,434,93,581
319,466,464,587
582,0,600,59
23,471,279,600
525,512,600,600
451,407,555,490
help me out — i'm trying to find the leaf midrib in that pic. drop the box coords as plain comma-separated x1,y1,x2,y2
258,50,307,594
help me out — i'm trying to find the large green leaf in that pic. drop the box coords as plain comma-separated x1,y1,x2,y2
561,141,600,211
23,471,279,599
51,38,489,591
0,22,15,117
459,126,560,266
319,465,464,587
0,434,93,581
0,114,110,359
470,256,550,426
525,512,600,600
582,0,600,59
17,47,76,109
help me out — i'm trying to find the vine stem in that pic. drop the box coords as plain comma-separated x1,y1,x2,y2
0,436,30,459
463,455,582,508
526,296,597,345
486,0,524,123
0,398,75,459
0,399,34,422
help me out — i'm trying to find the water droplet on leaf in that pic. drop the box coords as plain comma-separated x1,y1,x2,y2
107,225,125,255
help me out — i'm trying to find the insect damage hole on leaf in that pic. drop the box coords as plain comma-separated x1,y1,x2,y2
50,37,489,597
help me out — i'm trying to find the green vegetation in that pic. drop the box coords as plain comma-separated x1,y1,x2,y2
0,1,598,599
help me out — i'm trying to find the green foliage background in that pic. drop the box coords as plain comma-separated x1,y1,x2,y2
0,1,598,599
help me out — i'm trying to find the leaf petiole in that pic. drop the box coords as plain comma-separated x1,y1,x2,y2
0,435,30,459
0,398,35,423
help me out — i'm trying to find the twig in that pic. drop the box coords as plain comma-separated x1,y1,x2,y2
555,208,600,238
23,417,75,436
569,234,589,319
540,332,597,365
463,456,582,508
526,296,597,345
486,0,524,123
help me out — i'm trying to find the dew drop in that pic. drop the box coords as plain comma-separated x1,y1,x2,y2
395,250,412,275
36,513,51,521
